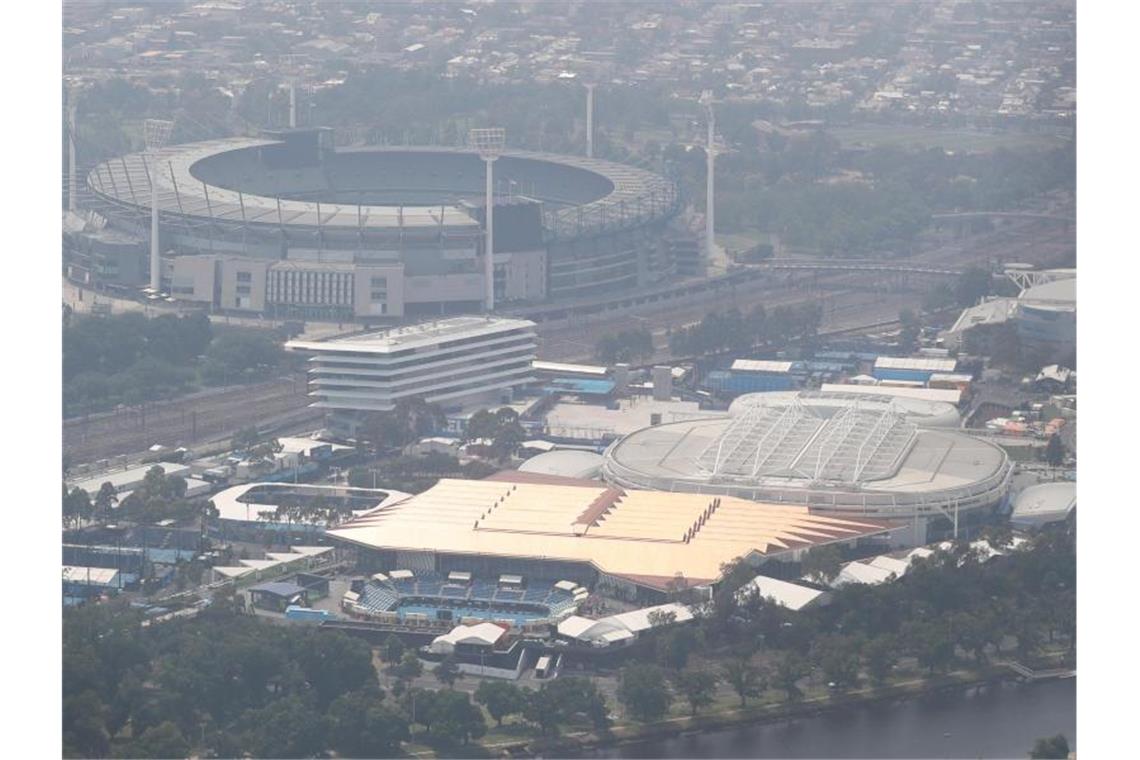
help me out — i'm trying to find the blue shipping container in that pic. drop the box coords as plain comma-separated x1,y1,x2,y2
871,368,935,383
702,371,795,394
285,605,331,622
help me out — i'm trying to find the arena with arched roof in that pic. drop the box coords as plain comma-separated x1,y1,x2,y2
602,390,1012,546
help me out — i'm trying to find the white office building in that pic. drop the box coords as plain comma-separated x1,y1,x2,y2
287,317,537,419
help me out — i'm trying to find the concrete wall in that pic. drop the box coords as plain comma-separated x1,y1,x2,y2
170,255,219,305
503,249,547,301
219,257,270,312
353,264,406,318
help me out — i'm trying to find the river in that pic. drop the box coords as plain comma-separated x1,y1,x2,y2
587,678,1075,759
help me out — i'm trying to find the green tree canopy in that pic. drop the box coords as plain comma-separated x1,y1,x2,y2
617,663,672,723
475,681,527,727
672,669,719,716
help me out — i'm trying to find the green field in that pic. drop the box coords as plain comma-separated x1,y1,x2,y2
829,126,1071,153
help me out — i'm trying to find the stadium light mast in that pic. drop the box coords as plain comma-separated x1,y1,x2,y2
469,127,506,313
700,90,719,266
279,54,306,128
67,87,78,214
584,83,595,158
144,118,175,292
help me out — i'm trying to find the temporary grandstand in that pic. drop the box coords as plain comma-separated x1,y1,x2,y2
344,571,586,629
603,390,1011,546
328,475,892,597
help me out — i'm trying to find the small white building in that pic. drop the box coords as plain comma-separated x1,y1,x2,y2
429,622,508,655
556,603,693,647
736,575,830,611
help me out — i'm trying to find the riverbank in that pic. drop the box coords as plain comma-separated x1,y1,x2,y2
472,662,1073,758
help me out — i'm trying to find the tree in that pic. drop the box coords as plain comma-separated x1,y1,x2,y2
382,634,406,664
435,654,463,688
721,656,767,708
617,664,672,723
238,695,327,759
1044,433,1066,467
523,678,609,737
657,625,702,670
463,409,499,443
392,650,423,685
327,690,409,758
813,636,861,691
863,635,898,686
64,487,93,528
801,545,845,585
1029,733,1071,759
672,669,719,716
898,309,921,353
774,655,808,702
115,720,189,759
94,482,119,518
475,680,527,727
955,266,994,308
420,689,486,746
296,630,375,707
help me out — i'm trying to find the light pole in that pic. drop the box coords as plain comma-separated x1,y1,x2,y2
144,118,175,293
468,128,506,312
699,90,718,269
585,83,595,158
67,86,79,214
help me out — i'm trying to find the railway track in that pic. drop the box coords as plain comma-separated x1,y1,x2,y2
63,375,317,465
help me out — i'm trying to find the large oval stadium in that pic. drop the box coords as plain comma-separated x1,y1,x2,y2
84,128,680,318
602,390,1012,546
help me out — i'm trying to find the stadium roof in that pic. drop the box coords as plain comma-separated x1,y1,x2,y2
695,397,917,484
1020,277,1076,311
1011,482,1076,526
603,396,1008,516
518,450,606,479
210,482,407,524
87,139,675,239
328,478,891,589
819,383,962,407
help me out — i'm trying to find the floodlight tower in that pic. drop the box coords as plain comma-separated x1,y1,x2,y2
66,87,78,214
279,54,306,128
584,83,595,158
144,118,175,292
699,90,719,264
468,127,506,312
